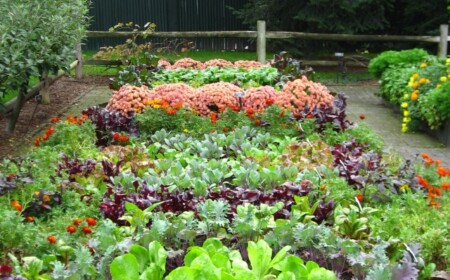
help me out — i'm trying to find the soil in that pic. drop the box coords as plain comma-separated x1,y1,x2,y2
0,75,111,159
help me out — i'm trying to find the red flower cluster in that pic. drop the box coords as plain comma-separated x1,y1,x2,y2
112,132,130,144
66,217,97,235
11,200,22,212
416,153,450,208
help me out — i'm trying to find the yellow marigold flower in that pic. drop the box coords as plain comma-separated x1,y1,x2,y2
403,110,409,117
437,84,442,88
403,117,409,122
403,94,409,99
412,73,419,80
420,62,427,68
401,102,408,108
446,58,450,65
440,76,447,82
401,126,408,133
183,128,189,133
413,81,420,88
153,105,161,109
411,91,418,101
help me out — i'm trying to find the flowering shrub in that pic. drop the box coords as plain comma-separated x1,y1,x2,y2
204,58,234,68
106,85,152,116
149,83,196,108
241,86,278,112
374,49,450,132
171,57,205,69
193,82,242,115
276,76,334,115
234,60,262,69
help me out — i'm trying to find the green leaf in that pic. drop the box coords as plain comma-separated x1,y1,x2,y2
248,240,272,279
140,264,164,280
148,240,167,273
184,247,208,266
273,256,308,279
307,267,336,280
166,267,196,280
110,254,139,280
129,244,149,273
269,245,291,267
305,261,319,273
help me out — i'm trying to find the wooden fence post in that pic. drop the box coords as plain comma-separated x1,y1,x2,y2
257,20,266,64
438,24,448,59
75,43,83,79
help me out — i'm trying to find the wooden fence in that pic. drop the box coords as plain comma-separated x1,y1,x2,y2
77,21,449,77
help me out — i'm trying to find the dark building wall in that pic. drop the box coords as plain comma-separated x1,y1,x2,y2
86,0,254,51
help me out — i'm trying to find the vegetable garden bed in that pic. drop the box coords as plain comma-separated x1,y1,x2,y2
0,58,448,279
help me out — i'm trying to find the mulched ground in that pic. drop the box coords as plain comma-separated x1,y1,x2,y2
0,75,110,159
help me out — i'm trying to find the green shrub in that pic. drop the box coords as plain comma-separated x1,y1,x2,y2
368,48,428,78
418,81,450,129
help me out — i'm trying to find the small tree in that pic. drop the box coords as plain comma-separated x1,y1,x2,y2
0,0,90,132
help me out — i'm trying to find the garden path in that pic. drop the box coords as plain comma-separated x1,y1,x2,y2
327,83,450,167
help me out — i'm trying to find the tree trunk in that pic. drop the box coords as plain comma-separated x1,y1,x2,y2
6,82,28,133
41,72,50,104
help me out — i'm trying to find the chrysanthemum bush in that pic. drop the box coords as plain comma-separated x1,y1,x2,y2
105,85,152,116
373,49,450,132
159,58,264,70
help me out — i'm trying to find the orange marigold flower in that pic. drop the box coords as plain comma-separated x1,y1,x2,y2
42,194,51,202
434,188,442,196
359,114,366,120
11,200,22,212
435,160,442,166
441,182,450,189
34,136,41,146
82,226,92,234
420,152,429,159
254,119,261,126
26,216,35,222
428,199,440,208
165,108,177,115
73,218,82,226
51,117,60,123
112,132,120,141
86,217,97,226
209,112,217,124
306,114,313,119
320,184,326,191
47,235,57,244
118,135,129,143
356,194,364,202
67,225,77,234
437,167,447,177
222,127,228,133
